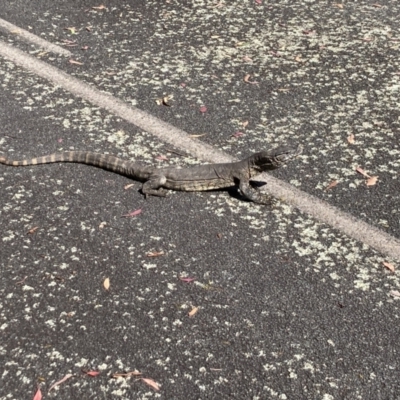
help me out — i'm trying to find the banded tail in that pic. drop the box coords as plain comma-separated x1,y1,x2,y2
0,151,152,179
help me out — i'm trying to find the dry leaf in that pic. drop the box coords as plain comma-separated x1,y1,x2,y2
243,74,258,84
382,261,395,272
103,278,110,290
32,387,42,400
124,183,134,190
334,3,344,8
69,59,83,65
188,133,207,138
93,5,107,10
366,176,378,186
99,222,107,230
146,251,165,257
141,378,160,391
49,374,74,392
27,226,39,235
347,134,355,144
16,276,27,285
232,131,244,138
156,155,168,161
355,166,370,178
212,2,225,9
188,306,199,317
155,95,173,106
85,371,100,377
62,39,76,44
325,180,338,191
162,95,173,106
122,209,142,218
243,55,253,63
241,120,249,128
65,27,77,34
390,290,400,298
295,55,303,62
112,370,142,378
156,94,174,107
179,277,196,283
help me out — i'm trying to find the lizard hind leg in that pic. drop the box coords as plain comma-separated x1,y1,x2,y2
141,174,169,198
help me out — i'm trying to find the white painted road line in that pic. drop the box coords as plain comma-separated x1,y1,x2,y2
0,18,72,57
0,39,399,260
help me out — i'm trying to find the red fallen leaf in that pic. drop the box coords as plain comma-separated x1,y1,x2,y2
155,155,168,161
58,138,63,143
122,209,142,218
146,251,165,257
244,74,258,84
27,226,39,235
49,374,74,392
180,82,186,87
32,387,42,400
179,277,196,283
16,276,27,285
141,378,160,391
325,180,338,191
85,371,100,377
62,39,76,44
232,131,244,138
199,106,207,113
382,261,395,272
255,0,262,4
355,166,370,178
366,176,378,186
112,370,142,378
188,306,199,317
347,134,355,144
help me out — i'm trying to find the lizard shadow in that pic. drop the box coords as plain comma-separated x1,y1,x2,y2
226,180,267,202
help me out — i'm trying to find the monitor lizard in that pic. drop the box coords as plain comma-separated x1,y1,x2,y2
0,144,302,204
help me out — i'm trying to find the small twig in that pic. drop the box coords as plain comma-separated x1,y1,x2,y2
166,149,187,157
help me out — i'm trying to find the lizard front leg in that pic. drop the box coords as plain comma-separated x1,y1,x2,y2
141,174,169,197
237,175,275,205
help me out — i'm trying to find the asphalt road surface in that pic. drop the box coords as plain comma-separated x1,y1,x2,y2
0,1,399,399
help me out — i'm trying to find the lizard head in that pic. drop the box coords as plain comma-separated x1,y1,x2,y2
251,144,302,172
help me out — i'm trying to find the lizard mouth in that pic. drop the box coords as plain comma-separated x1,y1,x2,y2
257,144,302,170
273,144,303,166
